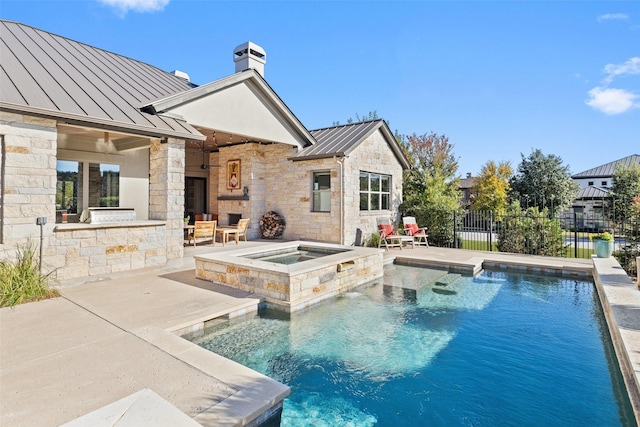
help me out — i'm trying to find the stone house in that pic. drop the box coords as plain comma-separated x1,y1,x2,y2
0,20,408,282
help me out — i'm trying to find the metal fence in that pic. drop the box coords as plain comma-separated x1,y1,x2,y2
434,209,640,259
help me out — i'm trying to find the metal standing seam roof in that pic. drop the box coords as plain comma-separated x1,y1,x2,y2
572,154,640,179
575,185,610,199
295,119,410,168
0,20,204,141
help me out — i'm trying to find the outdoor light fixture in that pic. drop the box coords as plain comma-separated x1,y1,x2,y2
36,217,46,273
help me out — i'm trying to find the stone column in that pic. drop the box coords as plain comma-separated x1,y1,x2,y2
149,138,185,260
0,112,57,263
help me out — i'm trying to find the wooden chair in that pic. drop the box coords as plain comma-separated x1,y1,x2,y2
403,216,429,247
188,220,216,246
377,218,413,250
216,218,250,246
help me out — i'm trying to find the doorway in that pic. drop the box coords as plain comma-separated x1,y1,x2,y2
185,177,207,223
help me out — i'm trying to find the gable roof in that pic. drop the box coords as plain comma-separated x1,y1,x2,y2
141,69,315,148
0,20,204,141
293,119,410,169
572,154,640,179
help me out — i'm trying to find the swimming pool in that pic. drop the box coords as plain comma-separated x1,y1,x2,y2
185,265,635,426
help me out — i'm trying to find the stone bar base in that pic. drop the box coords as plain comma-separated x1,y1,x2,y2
50,221,167,282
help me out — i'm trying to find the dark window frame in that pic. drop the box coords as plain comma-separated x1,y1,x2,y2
312,170,331,213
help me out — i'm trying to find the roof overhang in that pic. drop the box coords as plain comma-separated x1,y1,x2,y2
0,102,205,141
141,69,315,149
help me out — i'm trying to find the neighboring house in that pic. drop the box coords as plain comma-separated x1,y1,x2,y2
458,172,477,207
569,154,640,229
0,20,409,282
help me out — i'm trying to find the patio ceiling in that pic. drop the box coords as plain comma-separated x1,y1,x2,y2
57,124,154,153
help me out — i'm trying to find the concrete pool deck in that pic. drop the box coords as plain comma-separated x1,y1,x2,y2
1,242,639,426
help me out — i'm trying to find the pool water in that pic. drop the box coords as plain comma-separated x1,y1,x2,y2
186,265,635,426
243,246,349,265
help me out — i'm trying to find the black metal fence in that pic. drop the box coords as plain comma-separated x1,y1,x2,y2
433,209,640,260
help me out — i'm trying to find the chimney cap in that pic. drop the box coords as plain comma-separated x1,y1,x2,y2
170,70,190,82
233,41,266,76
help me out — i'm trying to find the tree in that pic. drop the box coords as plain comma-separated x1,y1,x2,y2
471,160,512,214
400,132,462,246
332,111,379,126
497,201,566,256
509,149,578,214
607,163,640,220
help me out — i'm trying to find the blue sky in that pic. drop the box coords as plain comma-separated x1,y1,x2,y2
1,0,638,177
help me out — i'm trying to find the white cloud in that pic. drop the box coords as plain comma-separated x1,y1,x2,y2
98,0,169,14
597,13,628,22
585,87,639,115
603,57,640,84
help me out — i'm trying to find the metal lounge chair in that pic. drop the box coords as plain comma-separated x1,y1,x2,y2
403,216,429,247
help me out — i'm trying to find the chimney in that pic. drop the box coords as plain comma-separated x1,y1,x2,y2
466,172,472,178
171,70,190,82
233,42,266,77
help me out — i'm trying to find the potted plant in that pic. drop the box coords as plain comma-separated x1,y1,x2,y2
590,232,614,258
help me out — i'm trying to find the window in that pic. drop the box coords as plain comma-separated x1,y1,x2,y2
588,181,594,186
360,172,390,211
601,181,607,186
312,171,331,212
56,160,120,223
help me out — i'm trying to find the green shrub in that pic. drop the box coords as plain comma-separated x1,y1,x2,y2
0,242,58,307
367,232,381,248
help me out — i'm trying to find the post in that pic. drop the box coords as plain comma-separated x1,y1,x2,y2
36,217,47,274
488,210,493,251
453,211,458,248
574,211,578,258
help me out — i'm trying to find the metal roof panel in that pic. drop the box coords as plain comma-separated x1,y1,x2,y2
572,154,640,178
0,20,203,140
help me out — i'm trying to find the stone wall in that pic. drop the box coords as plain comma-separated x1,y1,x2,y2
0,111,57,262
49,222,167,282
0,112,185,283
212,129,404,245
343,130,404,245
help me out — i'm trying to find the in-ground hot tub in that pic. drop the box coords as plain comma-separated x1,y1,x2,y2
194,241,384,312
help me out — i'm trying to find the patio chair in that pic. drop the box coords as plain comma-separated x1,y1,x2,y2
188,220,216,246
216,218,250,245
377,218,413,250
403,216,429,247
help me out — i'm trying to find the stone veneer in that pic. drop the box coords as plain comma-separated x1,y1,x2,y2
208,128,403,246
194,241,384,312
50,222,167,281
0,111,187,282
149,138,185,261
0,112,57,262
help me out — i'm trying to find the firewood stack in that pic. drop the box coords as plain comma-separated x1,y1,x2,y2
260,211,286,239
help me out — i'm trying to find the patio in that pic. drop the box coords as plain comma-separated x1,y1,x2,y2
1,242,639,426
